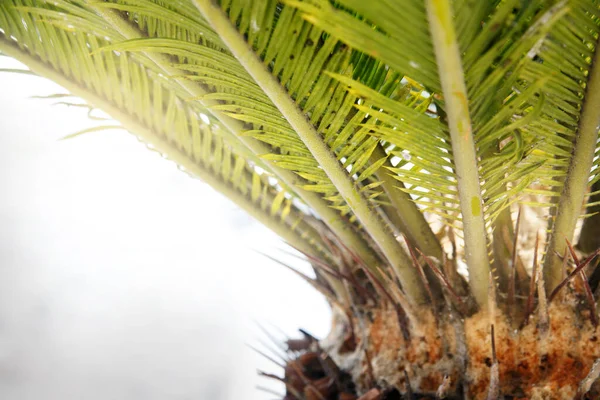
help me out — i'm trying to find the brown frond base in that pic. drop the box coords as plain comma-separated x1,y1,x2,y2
282,302,600,400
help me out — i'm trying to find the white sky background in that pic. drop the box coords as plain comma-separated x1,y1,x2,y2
0,57,331,399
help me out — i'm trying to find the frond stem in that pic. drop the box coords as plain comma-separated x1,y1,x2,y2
371,144,444,260
194,0,426,304
543,35,600,292
426,0,490,308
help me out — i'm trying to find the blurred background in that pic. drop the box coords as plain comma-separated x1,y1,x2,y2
0,56,331,399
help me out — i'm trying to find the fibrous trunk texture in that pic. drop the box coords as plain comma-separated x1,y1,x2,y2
283,300,600,399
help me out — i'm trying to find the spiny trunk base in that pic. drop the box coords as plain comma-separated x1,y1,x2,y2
285,302,600,399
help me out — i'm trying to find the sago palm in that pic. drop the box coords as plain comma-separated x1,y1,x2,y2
2,0,600,398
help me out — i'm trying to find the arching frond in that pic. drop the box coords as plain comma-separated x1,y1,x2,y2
87,0,436,282
0,0,330,262
190,0,433,303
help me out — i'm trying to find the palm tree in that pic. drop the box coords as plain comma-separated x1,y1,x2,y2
2,0,600,398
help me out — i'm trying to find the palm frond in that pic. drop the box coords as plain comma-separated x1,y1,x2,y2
85,0,426,280
0,0,330,262
5,0,600,309
539,1,600,290
288,0,600,305
190,0,435,303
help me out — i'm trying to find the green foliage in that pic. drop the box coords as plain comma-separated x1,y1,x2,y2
2,0,600,309
0,0,331,259
292,0,600,231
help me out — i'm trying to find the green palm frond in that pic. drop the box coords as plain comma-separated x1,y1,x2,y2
190,0,445,303
287,0,600,305
4,0,600,309
88,0,430,281
56,0,435,302
0,0,332,264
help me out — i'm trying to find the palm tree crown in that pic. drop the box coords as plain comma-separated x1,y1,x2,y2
2,0,600,398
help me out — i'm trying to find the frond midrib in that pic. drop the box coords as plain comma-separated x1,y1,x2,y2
193,0,427,304
543,33,600,291
426,0,490,307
